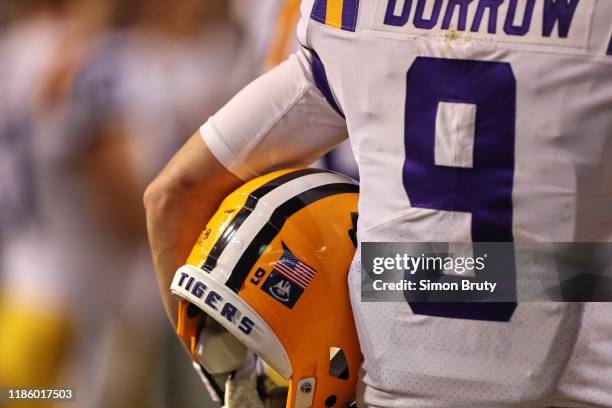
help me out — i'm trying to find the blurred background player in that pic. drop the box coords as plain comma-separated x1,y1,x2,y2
0,2,75,404
0,0,294,407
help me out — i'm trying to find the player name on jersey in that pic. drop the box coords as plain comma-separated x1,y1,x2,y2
366,0,594,49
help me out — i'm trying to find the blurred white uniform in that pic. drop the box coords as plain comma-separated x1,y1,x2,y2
75,28,255,186
0,12,82,395
197,0,612,406
0,14,68,308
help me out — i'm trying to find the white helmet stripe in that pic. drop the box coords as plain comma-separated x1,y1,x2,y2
211,171,355,284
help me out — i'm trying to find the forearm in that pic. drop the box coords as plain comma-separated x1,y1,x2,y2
144,133,241,326
144,187,207,325
144,49,347,326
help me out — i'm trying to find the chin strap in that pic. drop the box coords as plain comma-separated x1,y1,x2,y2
183,302,265,408
173,274,293,407
192,362,226,404
225,355,265,408
192,348,290,408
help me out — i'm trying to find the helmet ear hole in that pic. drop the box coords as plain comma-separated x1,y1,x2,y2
325,395,337,407
329,347,349,380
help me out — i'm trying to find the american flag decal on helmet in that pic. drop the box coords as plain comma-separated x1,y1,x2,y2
273,248,316,289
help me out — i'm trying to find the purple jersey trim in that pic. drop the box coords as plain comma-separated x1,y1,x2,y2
311,51,345,118
311,0,327,25
311,0,359,32
342,0,360,32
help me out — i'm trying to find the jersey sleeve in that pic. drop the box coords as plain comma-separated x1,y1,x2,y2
200,47,348,181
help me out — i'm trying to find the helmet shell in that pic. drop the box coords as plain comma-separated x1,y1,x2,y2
172,168,362,408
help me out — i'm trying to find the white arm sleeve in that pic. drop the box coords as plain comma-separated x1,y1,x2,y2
200,48,348,180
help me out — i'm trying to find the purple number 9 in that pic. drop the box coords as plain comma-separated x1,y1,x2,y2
403,57,517,321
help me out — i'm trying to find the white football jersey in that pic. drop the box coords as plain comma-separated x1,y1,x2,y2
200,0,612,406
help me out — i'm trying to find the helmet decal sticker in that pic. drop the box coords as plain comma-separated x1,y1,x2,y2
275,242,316,288
260,243,317,309
261,270,304,309
202,228,212,240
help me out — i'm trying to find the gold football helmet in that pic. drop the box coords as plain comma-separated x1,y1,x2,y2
171,168,362,408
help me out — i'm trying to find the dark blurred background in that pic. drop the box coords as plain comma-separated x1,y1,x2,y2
0,1,355,407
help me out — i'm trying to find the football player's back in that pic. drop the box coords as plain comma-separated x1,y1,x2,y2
301,0,612,406
305,0,611,243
